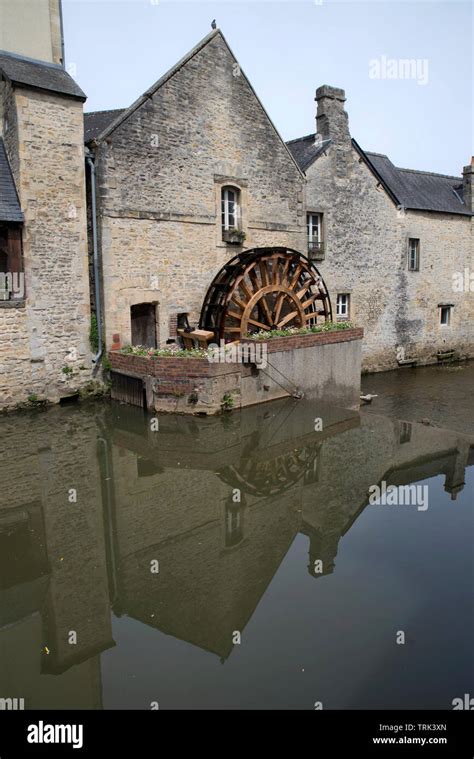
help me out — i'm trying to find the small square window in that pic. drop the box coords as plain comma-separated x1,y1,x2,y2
336,293,350,319
439,306,451,326
408,238,420,271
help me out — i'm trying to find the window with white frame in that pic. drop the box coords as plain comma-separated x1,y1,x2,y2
408,238,420,271
221,186,240,232
307,213,323,246
336,293,350,319
439,305,452,326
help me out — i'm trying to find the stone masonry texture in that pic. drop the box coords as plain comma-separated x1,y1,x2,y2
0,83,93,408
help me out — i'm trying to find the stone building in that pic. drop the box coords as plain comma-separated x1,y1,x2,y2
287,86,474,372
85,31,472,373
0,0,93,410
84,29,306,351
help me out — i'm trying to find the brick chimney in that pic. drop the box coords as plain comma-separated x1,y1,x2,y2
462,157,474,213
315,85,351,145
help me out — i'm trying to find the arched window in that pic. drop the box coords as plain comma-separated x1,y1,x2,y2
221,186,240,232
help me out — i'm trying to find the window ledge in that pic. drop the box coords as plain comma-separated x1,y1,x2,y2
0,300,26,309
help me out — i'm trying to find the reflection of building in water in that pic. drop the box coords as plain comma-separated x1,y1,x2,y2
0,408,112,708
106,400,473,660
0,399,472,700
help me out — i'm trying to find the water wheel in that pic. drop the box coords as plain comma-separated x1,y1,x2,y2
200,247,332,342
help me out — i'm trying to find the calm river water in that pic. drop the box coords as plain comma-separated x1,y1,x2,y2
1,363,473,709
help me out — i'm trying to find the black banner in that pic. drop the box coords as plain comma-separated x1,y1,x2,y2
0,710,472,757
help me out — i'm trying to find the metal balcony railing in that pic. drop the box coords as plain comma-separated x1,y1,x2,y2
307,241,325,260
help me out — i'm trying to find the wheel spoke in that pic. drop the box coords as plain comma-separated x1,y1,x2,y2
259,260,269,287
231,294,247,312
296,281,313,299
277,310,298,328
272,293,285,325
240,278,253,301
227,309,243,321
248,318,271,330
301,293,318,310
259,294,273,325
248,268,260,293
288,264,302,290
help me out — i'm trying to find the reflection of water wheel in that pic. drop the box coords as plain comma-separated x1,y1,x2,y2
200,247,332,342
219,442,321,498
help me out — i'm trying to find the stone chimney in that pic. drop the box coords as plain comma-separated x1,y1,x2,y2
462,157,474,213
315,85,351,145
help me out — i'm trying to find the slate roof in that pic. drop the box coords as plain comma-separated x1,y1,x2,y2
0,52,85,101
363,150,469,216
0,138,23,222
287,132,471,216
286,134,331,172
84,109,125,142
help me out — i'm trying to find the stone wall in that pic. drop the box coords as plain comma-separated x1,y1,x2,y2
304,92,473,372
0,86,93,409
93,31,306,349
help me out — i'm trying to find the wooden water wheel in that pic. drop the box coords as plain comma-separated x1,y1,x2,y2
199,247,332,342
218,441,322,497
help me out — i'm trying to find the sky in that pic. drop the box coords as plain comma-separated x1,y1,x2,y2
63,0,473,176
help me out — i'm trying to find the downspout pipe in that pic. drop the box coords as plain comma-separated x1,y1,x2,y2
86,151,103,364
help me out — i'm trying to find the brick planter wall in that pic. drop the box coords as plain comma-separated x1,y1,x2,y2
109,327,364,414
241,327,364,353
109,351,237,396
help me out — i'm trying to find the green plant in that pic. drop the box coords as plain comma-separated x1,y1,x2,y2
227,227,246,243
89,313,99,354
79,380,110,399
62,365,74,375
246,321,354,340
102,354,111,371
120,344,209,359
27,394,38,403
221,392,235,411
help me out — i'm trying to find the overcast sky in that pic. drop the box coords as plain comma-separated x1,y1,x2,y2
63,0,472,176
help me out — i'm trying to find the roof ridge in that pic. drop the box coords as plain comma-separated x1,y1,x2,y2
365,150,390,159
84,108,124,116
94,28,222,142
286,133,316,144
90,28,305,178
395,166,462,182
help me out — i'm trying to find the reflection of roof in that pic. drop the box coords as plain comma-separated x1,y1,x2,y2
0,576,49,629
0,138,23,222
116,495,300,660
0,52,85,100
